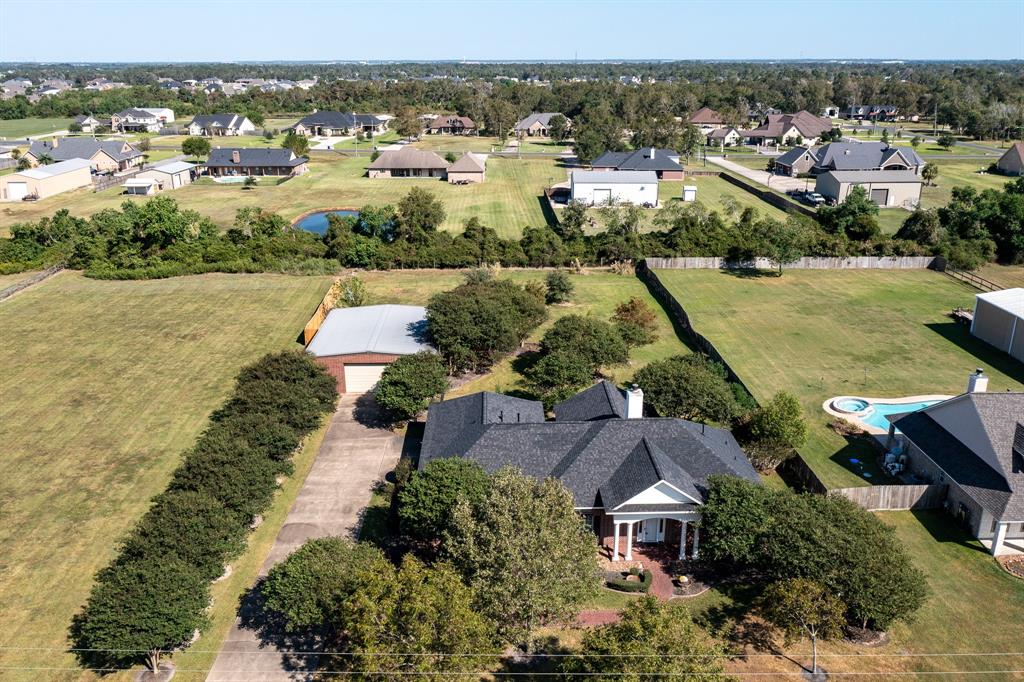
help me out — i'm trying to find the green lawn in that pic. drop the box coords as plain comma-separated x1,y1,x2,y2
412,135,508,153
0,117,72,139
977,263,1024,289
360,268,694,398
0,154,556,238
150,133,291,149
0,272,331,681
651,269,1024,488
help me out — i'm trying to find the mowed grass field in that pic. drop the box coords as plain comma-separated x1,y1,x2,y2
0,272,331,681
359,268,693,396
652,269,1024,488
0,155,555,238
0,117,72,139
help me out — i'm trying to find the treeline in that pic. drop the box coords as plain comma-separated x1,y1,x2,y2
2,181,1021,279
69,352,338,673
3,61,1023,140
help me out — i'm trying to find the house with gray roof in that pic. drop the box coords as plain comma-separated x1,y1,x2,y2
25,137,143,173
187,114,256,137
109,108,164,133
889,383,1024,555
420,381,760,560
291,111,389,136
815,169,924,207
204,148,308,177
775,142,924,177
514,112,569,137
591,148,683,179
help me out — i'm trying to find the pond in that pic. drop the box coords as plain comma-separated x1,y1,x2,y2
293,209,359,235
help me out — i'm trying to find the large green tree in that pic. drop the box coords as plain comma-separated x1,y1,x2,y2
444,468,601,648
538,314,628,372
181,136,211,158
742,391,808,470
397,187,447,241
631,354,742,424
375,351,448,421
398,458,491,542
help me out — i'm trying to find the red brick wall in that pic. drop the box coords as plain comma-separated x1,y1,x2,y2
660,170,685,180
313,353,401,394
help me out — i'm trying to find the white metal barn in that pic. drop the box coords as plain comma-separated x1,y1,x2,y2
570,170,659,206
971,288,1024,362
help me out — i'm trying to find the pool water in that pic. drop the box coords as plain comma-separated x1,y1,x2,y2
836,398,870,413
294,210,358,235
860,400,941,431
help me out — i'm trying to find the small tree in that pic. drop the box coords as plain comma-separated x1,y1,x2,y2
744,391,807,470
69,120,83,134
36,152,54,165
544,270,574,304
564,597,730,681
182,136,212,158
558,200,588,241
281,131,310,156
263,130,274,141
937,132,957,150
758,579,845,677
444,151,457,163
136,137,151,152
398,458,491,542
539,314,628,372
548,114,569,142
880,128,890,144
611,297,658,347
760,216,813,275
375,352,448,421
16,156,31,171
921,162,939,187
911,135,923,148
243,175,257,189
247,110,265,127
397,187,446,240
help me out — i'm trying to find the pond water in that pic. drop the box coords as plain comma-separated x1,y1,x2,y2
294,209,359,235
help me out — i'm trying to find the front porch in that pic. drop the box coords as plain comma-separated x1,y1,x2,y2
593,511,702,561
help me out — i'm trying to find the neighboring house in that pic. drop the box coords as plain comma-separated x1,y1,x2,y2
822,105,841,118
843,105,900,121
514,112,568,137
0,158,93,201
428,115,477,135
187,114,256,137
591,147,683,179
204,148,308,177
742,110,834,146
889,383,1024,555
25,138,143,173
687,106,726,132
571,170,659,206
419,381,761,560
774,142,924,177
995,142,1024,176
109,108,163,133
141,107,175,124
367,148,450,178
815,169,923,207
85,78,127,91
72,115,102,133
970,289,1024,362
446,152,486,184
134,160,197,191
306,304,431,393
291,111,389,136
706,127,741,147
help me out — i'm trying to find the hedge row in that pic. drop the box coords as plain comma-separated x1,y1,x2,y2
69,351,338,671
606,569,653,593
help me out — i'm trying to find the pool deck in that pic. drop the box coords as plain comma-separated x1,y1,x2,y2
822,394,954,435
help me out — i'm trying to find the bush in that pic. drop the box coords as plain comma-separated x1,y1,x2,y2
539,314,628,372
606,569,653,593
375,351,448,421
398,458,490,542
632,354,744,424
544,270,574,303
611,297,658,347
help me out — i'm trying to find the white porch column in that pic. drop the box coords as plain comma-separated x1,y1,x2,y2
991,522,1008,556
678,521,688,560
691,525,700,560
612,522,621,560
624,522,634,560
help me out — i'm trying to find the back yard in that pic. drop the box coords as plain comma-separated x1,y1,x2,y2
651,268,1024,488
0,272,331,680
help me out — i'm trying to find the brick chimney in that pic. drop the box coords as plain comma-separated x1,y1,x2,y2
626,384,644,419
231,150,240,164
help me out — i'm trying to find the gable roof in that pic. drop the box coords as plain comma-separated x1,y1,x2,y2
775,146,815,167
429,115,476,130
420,392,547,463
976,288,1024,318
307,304,431,357
16,157,92,179
294,111,384,129
590,148,681,172
148,160,196,175
688,106,725,125
815,142,923,171
744,110,833,139
27,138,141,163
514,112,564,131
998,141,1024,166
554,380,626,421
572,170,659,184
895,392,1024,520
367,147,449,171
190,114,251,130
708,127,738,139
447,152,486,173
113,108,156,119
823,170,923,184
205,147,306,167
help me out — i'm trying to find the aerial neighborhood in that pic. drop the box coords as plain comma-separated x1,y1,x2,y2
0,5,1022,682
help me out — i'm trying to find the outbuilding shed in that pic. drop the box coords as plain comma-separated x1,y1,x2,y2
971,288,1024,362
135,160,196,190
0,157,92,201
306,304,433,393
570,170,659,207
815,169,923,208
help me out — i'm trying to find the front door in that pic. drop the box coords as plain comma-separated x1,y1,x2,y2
639,519,664,543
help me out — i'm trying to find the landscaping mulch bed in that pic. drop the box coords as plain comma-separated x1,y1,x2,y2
844,625,890,647
1000,556,1024,580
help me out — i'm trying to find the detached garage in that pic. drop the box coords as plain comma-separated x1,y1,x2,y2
0,157,92,202
971,288,1024,362
815,169,923,208
306,304,433,393
570,170,659,207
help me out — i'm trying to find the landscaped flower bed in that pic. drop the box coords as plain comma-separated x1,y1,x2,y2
605,566,653,593
1003,556,1024,580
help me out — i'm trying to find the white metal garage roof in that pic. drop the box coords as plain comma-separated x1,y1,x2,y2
307,304,432,357
976,288,1024,317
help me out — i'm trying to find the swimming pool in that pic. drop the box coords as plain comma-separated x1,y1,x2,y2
825,395,949,433
858,400,941,431
293,209,359,235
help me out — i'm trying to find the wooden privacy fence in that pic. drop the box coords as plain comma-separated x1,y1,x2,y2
645,256,941,270
830,484,947,511
0,265,64,301
302,276,343,345
718,172,819,219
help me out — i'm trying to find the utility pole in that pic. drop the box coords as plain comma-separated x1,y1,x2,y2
933,99,938,138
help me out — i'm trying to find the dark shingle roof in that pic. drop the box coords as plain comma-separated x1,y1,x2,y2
205,148,306,168
294,111,384,129
590,148,681,172
28,138,141,163
554,380,626,422
191,114,250,130
419,392,546,463
815,142,923,171
775,146,815,167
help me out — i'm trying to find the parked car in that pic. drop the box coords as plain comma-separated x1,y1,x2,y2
803,192,826,206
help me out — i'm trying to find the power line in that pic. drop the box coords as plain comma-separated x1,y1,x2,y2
1,667,1024,676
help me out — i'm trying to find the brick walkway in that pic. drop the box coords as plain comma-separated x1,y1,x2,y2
632,546,677,600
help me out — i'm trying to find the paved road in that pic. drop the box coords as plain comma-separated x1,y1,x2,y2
705,155,809,193
205,394,402,682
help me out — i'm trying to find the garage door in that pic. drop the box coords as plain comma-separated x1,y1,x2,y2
870,188,889,206
6,182,28,201
343,364,388,393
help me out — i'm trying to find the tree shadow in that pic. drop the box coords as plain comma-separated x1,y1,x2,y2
826,434,894,484
236,579,327,673
351,392,392,429
910,509,989,554
494,633,575,677
924,322,1024,383
720,267,777,279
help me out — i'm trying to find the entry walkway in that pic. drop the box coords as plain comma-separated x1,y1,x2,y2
205,394,401,682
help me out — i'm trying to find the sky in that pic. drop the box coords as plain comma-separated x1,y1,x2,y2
1,0,1022,62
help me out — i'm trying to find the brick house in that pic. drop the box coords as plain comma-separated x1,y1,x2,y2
419,381,760,560
306,304,432,393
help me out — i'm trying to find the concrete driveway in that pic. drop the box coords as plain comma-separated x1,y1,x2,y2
706,155,811,194
206,394,401,682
